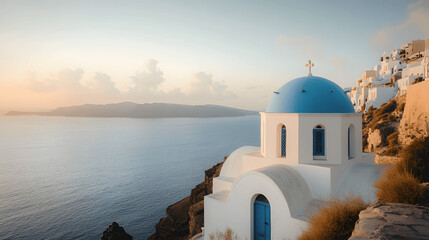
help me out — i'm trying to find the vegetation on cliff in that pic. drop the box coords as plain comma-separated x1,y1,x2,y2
375,136,429,205
362,96,405,158
298,198,368,240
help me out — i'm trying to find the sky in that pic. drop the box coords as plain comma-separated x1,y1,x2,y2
0,0,428,113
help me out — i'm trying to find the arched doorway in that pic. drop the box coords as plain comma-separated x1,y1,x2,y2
254,194,270,240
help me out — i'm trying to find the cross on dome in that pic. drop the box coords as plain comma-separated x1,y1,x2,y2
305,60,314,76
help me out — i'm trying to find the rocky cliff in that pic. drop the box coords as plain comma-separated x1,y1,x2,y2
362,95,405,164
363,80,429,165
147,158,225,240
101,222,133,240
349,201,429,239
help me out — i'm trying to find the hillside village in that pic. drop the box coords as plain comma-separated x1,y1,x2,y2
347,39,429,112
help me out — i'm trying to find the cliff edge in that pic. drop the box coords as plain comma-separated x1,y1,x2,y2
147,158,225,240
349,201,429,239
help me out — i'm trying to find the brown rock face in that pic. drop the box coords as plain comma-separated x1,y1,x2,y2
349,202,429,239
367,129,382,150
147,158,225,240
399,80,429,147
101,222,133,240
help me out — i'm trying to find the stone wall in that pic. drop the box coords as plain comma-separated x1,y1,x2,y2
399,80,429,146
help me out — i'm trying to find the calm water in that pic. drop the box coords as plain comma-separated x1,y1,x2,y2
0,115,260,240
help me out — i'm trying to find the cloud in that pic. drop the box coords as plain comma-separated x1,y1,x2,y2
12,59,237,110
129,59,164,93
25,68,84,92
57,68,84,90
23,68,121,104
184,72,236,99
126,61,236,102
87,72,120,96
25,72,57,92
372,0,429,50
277,35,324,57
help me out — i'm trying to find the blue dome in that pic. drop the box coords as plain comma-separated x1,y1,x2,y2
266,75,354,113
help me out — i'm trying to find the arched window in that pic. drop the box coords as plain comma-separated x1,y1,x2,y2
348,124,355,159
281,125,286,157
348,127,351,158
313,125,325,157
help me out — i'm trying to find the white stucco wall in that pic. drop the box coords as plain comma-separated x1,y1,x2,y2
205,166,312,240
297,113,362,165
260,113,299,163
402,61,423,78
398,76,419,95
204,111,383,240
366,87,396,109
335,162,387,202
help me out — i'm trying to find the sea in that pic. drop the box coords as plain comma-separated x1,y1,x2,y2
0,115,260,240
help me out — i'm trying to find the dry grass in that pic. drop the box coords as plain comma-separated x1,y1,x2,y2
397,102,405,112
387,132,399,146
209,228,239,240
384,132,400,156
384,146,399,156
298,198,368,240
364,99,397,131
375,165,425,204
377,100,397,115
398,136,429,182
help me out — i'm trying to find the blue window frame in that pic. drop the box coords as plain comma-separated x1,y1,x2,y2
348,127,351,158
281,126,286,157
313,128,325,156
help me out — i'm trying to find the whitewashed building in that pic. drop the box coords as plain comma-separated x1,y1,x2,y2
203,66,384,240
347,40,429,112
366,87,396,110
398,75,420,96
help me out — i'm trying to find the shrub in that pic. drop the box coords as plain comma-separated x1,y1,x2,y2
398,136,429,182
209,228,238,240
298,198,368,240
377,100,397,115
384,146,399,156
374,166,424,204
362,133,368,151
379,126,396,147
387,114,396,121
387,132,399,146
367,113,389,131
397,103,405,112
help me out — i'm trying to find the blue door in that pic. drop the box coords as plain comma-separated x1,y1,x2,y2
254,201,270,240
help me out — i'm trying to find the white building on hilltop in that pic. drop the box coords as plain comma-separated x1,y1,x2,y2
347,39,429,111
203,63,384,240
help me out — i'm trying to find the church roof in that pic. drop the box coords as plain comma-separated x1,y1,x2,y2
266,75,355,114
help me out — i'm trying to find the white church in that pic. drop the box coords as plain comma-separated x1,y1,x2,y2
202,62,385,240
